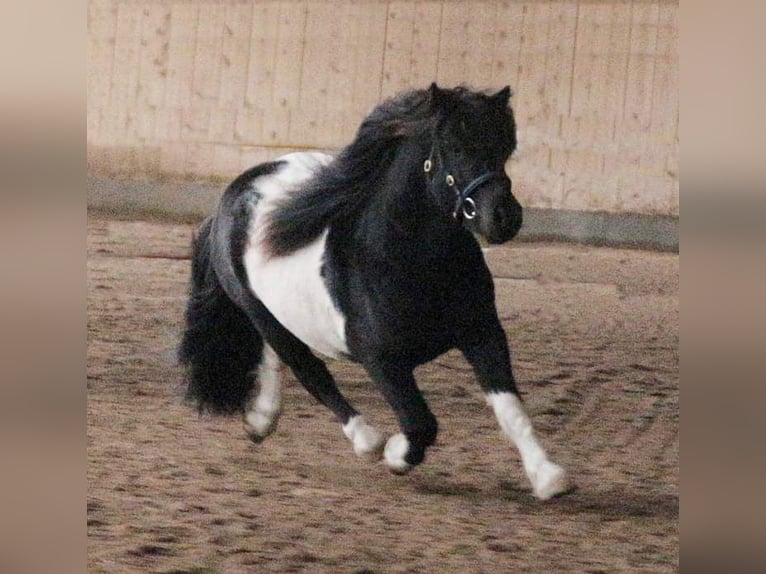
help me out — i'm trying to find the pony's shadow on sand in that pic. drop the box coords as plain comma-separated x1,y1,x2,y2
499,481,678,520
412,475,678,521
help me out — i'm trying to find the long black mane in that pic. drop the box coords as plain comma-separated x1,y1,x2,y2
264,89,438,257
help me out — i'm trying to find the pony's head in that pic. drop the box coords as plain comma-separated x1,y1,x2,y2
424,83,522,244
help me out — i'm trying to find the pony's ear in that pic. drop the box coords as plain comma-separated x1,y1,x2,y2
492,85,513,107
427,82,449,110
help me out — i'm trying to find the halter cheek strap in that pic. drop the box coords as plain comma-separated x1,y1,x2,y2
424,154,496,221
452,171,496,220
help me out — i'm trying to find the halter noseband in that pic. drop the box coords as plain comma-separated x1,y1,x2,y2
424,152,497,221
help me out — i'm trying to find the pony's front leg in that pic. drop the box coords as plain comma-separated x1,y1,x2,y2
365,361,438,474
460,328,570,500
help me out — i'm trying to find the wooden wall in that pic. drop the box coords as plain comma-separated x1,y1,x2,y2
87,0,678,215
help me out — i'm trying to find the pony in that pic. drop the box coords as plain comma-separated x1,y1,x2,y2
179,83,568,500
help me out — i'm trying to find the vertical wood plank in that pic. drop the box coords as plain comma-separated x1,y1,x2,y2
516,1,552,124
350,0,387,115
650,2,678,141
87,0,118,143
325,2,357,113
603,2,631,121
137,4,171,110
589,1,614,117
299,1,332,112
219,3,253,108
466,1,499,88
260,106,291,146
436,1,464,87
154,107,181,142
165,3,198,110
570,0,596,118
181,107,210,143
622,0,660,133
246,1,280,108
288,107,317,147
235,108,265,145
668,178,679,216
272,1,308,110
544,1,578,117
192,3,225,105
492,0,525,89
381,1,415,96
438,1,498,89
657,2,679,215
130,100,153,143
208,107,237,142
289,1,321,143
333,1,365,139
109,2,142,143
410,1,441,88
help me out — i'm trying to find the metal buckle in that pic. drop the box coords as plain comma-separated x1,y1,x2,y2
462,197,477,220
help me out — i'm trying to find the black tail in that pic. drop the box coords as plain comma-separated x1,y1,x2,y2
179,217,264,413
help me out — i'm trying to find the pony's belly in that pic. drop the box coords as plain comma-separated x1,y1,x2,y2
244,231,349,359
242,152,349,359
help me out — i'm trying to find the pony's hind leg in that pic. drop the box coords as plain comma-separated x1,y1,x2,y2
287,352,385,461
245,299,385,460
243,344,282,442
341,414,387,461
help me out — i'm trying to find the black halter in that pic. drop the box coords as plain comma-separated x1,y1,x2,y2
423,146,498,222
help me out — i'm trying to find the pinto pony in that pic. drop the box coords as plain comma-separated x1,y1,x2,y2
179,84,568,500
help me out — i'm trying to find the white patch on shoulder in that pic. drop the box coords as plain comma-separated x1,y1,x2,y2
486,392,570,500
243,152,350,359
342,415,386,461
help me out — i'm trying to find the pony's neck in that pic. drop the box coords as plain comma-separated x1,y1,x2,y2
352,137,467,261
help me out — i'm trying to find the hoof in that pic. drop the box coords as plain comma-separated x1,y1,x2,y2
354,428,386,462
531,461,570,500
243,408,280,443
384,433,412,475
342,416,386,462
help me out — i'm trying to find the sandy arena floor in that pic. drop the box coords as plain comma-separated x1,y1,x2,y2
87,217,678,573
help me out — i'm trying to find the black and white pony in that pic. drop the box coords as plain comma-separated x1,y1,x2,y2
180,84,568,500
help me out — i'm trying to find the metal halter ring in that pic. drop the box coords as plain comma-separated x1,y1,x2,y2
424,159,432,173
462,197,477,220
445,174,455,186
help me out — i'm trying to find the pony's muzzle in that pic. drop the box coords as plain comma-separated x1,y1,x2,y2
480,181,523,244
493,198,523,240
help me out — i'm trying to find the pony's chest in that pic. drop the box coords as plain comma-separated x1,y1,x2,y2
243,230,349,360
